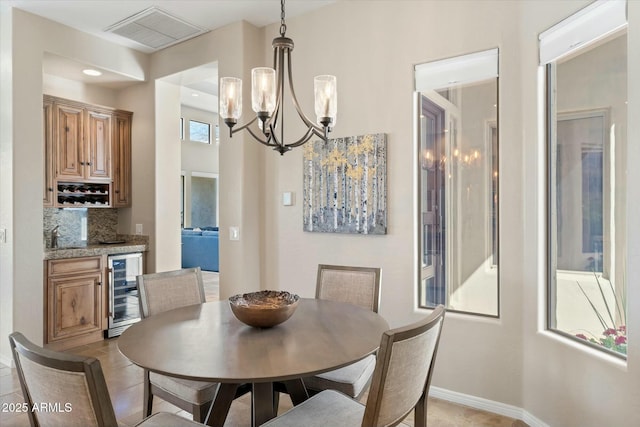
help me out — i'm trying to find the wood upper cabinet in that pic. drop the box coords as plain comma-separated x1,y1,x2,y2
55,102,85,180
43,99,55,206
50,97,113,182
112,111,132,207
43,95,133,207
85,109,112,180
46,256,105,351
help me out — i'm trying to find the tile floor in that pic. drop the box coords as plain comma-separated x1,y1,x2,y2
0,271,525,427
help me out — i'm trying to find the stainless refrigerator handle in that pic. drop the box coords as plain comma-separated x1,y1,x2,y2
107,267,113,317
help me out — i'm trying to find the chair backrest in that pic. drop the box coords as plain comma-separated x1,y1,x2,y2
8,332,118,427
137,267,206,318
316,264,381,313
362,305,445,427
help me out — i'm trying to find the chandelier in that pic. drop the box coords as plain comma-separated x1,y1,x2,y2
219,0,337,155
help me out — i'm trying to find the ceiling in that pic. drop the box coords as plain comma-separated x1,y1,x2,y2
7,0,335,112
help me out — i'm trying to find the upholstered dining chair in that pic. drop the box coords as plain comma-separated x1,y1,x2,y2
302,264,382,399
262,305,446,427
137,267,218,422
8,331,203,427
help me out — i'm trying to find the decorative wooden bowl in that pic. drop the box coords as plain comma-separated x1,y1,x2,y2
229,290,300,328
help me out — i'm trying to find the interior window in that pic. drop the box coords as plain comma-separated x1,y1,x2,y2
415,49,499,317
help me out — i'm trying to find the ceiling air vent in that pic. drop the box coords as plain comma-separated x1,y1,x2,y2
104,7,208,50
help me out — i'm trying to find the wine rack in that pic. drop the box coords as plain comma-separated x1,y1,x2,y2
56,182,110,207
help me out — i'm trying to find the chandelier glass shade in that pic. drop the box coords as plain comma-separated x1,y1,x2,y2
219,0,337,155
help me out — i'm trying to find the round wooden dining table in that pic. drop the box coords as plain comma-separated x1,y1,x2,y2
117,298,389,427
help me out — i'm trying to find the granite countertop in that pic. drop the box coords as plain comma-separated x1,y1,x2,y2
43,238,148,260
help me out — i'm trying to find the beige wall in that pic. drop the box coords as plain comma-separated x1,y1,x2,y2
180,105,219,230
181,105,220,175
261,0,526,406
0,7,148,363
1,1,639,425
258,0,639,425
0,1,14,367
520,1,640,426
150,21,266,298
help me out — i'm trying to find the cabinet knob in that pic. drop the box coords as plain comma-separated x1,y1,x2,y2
48,188,53,192
80,161,85,166
115,190,120,193
87,162,92,166
96,281,102,286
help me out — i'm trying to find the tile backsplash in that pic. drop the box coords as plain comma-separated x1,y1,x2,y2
44,208,118,248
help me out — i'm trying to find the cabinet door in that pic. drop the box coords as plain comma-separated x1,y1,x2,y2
86,110,112,180
112,112,132,207
48,272,103,342
43,99,55,206
55,103,84,180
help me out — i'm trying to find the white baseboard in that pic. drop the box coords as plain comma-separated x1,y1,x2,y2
429,386,549,427
0,353,14,368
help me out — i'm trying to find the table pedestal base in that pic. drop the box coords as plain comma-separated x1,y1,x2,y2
205,379,308,427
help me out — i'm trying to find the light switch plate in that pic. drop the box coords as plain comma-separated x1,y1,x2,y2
229,226,240,241
135,224,143,235
0,228,6,243
282,191,294,206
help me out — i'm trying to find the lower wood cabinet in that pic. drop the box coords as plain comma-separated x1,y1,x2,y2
45,256,107,351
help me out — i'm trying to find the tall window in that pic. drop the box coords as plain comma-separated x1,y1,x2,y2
415,49,499,317
543,0,628,357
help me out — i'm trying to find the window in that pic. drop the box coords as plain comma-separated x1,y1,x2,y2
543,0,627,357
189,120,211,144
415,49,499,317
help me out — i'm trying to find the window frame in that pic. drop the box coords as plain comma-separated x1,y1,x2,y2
544,37,627,359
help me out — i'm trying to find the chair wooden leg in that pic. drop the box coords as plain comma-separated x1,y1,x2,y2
194,401,211,423
143,369,153,417
414,391,428,427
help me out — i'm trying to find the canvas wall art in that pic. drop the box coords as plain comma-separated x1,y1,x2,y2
303,133,387,234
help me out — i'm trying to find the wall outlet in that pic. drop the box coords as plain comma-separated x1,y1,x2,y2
80,218,87,241
135,224,143,235
229,226,240,241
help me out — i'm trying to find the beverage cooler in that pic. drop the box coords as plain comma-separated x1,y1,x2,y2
107,253,143,338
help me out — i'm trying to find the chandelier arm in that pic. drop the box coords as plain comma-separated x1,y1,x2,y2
284,49,326,135
278,126,319,149
230,116,277,147
245,126,277,148
230,116,259,136
285,127,327,149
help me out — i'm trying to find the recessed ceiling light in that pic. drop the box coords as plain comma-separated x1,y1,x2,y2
191,93,199,97
83,69,102,77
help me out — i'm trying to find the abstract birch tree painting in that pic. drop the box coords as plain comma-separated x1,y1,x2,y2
303,133,387,234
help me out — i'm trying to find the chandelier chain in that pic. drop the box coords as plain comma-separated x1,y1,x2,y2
280,0,287,36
